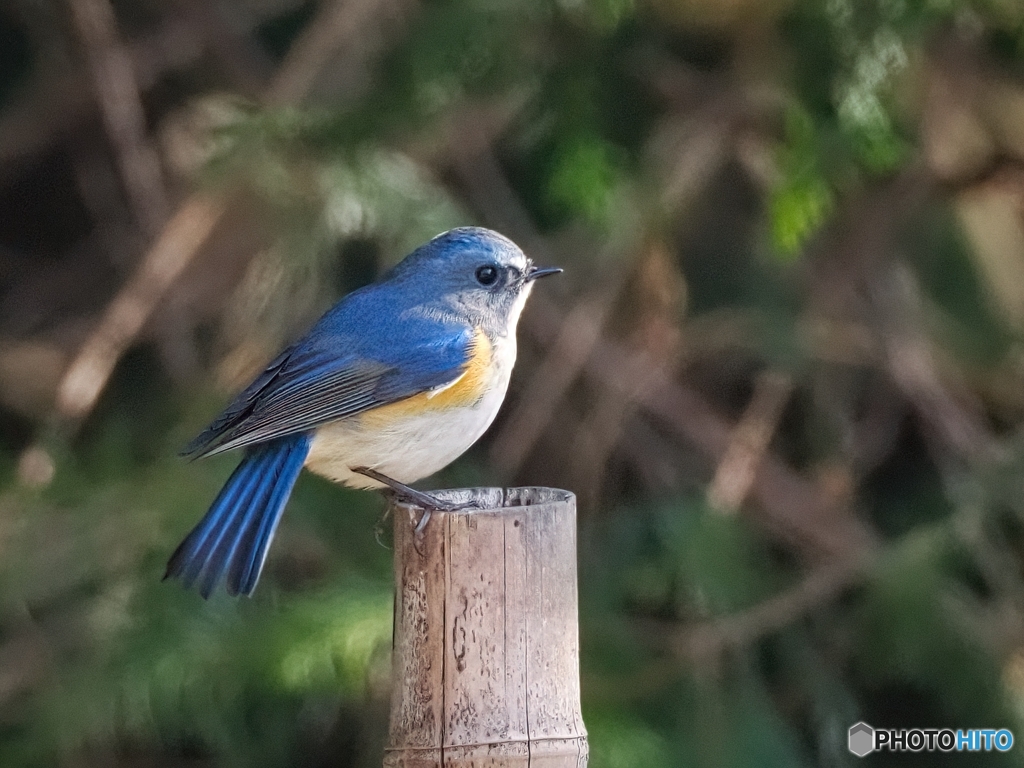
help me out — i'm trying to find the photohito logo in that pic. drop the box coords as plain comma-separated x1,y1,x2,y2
848,723,874,757
847,722,1014,757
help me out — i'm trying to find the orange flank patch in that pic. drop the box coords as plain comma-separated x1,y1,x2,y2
360,328,493,426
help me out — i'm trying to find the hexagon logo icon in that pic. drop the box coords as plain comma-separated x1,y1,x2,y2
848,722,875,757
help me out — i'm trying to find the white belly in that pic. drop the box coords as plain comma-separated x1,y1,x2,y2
304,344,513,489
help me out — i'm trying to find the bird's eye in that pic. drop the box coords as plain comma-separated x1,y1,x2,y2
475,264,499,286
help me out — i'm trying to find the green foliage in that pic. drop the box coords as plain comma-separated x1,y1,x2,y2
770,108,834,257
546,132,621,224
585,710,672,768
773,0,951,254
0,397,393,767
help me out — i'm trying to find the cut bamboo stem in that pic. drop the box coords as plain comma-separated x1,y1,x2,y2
385,487,587,768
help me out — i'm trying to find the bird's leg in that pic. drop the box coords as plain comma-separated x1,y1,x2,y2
353,466,464,511
353,467,485,544
353,467,448,545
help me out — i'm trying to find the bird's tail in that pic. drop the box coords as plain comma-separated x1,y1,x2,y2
165,433,311,598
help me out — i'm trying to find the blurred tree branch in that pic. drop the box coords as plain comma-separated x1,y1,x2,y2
676,554,872,664
53,0,418,426
67,0,170,238
55,193,226,419
1,16,213,184
169,0,273,97
707,369,794,514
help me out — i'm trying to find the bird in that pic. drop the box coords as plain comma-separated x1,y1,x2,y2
165,227,561,598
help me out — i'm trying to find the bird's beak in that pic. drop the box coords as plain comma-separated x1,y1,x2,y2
525,265,563,282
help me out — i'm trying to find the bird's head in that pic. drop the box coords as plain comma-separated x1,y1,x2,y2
387,227,561,335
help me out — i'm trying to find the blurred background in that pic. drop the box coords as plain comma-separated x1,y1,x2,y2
4,0,1024,765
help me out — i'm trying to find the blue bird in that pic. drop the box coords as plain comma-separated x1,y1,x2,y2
166,227,560,597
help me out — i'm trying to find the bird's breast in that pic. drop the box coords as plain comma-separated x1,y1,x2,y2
362,326,495,425
304,328,515,488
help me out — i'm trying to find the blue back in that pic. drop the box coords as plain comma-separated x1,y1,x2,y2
183,244,489,457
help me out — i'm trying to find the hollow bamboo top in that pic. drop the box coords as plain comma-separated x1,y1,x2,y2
393,486,575,513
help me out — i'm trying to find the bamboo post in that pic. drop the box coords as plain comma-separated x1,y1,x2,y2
384,487,588,768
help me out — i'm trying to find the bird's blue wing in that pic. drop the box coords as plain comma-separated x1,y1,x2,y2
183,297,474,458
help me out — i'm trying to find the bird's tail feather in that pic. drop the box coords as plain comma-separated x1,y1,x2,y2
165,433,311,597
